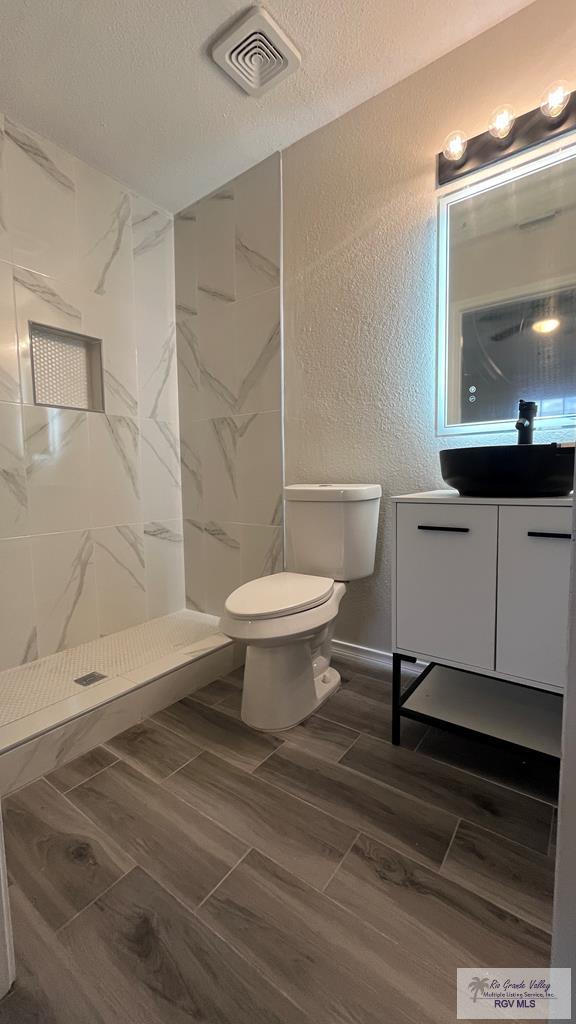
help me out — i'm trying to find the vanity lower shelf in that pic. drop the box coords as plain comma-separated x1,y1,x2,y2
398,662,563,757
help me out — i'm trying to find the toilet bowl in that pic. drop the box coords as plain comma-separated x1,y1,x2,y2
220,483,382,732
220,572,346,731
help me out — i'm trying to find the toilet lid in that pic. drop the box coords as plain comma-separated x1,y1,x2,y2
225,572,334,620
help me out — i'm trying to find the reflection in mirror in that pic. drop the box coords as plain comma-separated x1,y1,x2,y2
438,150,576,434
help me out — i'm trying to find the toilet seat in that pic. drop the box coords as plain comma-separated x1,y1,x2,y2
221,580,346,644
225,572,334,621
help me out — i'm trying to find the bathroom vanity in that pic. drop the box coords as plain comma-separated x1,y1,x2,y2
391,490,572,750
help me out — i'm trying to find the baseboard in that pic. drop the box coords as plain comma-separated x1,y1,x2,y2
331,639,425,678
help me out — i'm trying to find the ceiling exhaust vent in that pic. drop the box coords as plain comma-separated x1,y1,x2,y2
211,7,301,96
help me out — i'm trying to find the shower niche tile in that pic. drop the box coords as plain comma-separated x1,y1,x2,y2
29,321,105,413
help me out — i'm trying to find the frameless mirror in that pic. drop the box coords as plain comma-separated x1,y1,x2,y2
437,149,576,435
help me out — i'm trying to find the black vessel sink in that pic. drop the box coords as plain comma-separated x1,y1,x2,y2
440,444,575,498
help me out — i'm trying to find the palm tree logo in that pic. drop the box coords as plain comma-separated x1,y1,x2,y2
468,976,490,1003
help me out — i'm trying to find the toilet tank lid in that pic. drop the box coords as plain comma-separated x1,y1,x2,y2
284,484,382,502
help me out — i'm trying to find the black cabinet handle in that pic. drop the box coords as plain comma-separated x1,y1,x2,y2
527,531,572,540
417,525,470,533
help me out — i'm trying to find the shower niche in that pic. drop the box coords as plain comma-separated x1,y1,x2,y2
29,321,105,412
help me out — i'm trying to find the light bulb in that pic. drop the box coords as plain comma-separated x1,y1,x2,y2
488,105,515,140
532,318,560,334
443,131,467,162
540,81,571,119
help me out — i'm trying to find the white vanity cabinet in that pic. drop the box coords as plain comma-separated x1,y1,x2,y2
394,502,498,670
393,491,573,693
496,505,572,688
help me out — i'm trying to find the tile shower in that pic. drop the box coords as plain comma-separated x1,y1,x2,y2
0,111,184,672
175,153,284,616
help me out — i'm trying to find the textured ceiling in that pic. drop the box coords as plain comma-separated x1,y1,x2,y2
0,0,533,211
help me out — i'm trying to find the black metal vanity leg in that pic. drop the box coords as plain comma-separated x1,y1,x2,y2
392,653,402,745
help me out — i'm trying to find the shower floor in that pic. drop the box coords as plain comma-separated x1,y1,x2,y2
0,610,228,753
1,662,558,1022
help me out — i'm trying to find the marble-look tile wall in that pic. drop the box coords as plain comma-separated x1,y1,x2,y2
175,154,283,615
0,112,184,671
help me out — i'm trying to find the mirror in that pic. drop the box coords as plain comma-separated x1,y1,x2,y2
437,149,576,435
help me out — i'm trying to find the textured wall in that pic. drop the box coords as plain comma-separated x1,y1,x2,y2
282,0,576,652
175,154,283,615
0,113,183,671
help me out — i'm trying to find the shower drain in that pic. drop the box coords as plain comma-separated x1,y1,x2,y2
74,671,108,686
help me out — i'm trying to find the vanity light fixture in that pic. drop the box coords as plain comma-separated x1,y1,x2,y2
442,130,468,163
488,105,516,140
437,80,575,185
541,81,571,120
532,317,561,334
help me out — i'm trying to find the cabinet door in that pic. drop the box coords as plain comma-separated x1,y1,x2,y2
395,503,498,669
496,506,572,688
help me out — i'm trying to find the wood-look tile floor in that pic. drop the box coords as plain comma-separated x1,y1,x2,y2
1,663,558,1023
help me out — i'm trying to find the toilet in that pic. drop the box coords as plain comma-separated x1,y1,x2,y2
220,483,382,731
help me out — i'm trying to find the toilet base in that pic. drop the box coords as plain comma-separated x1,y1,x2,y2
240,640,341,732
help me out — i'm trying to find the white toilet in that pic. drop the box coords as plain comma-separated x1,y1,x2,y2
220,484,382,731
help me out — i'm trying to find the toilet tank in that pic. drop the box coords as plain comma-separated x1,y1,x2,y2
284,484,382,581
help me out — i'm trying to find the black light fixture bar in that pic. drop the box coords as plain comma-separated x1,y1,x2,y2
437,92,576,187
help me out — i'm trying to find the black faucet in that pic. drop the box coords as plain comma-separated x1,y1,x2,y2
515,400,538,444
